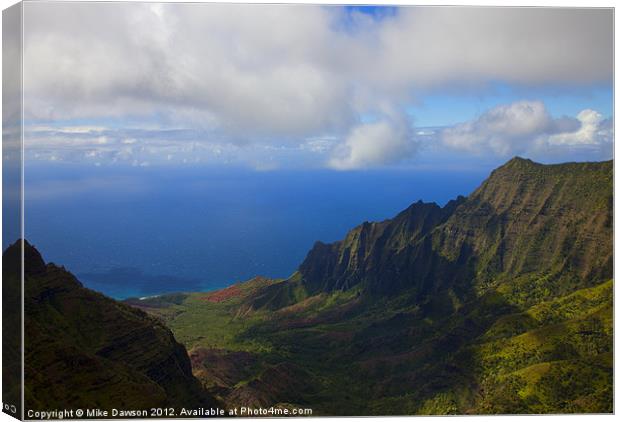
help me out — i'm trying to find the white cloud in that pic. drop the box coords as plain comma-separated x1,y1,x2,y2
442,101,554,155
23,124,327,168
548,109,608,146
440,101,611,157
23,3,356,138
23,5,611,130
364,7,612,91
328,115,415,170
20,4,613,168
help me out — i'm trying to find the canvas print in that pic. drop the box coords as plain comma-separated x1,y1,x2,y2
1,2,614,419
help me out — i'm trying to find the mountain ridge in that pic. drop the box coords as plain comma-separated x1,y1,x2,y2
244,157,612,311
3,240,221,412
133,157,612,414
9,156,612,415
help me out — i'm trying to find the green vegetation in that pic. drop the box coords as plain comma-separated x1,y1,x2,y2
16,157,611,415
136,157,612,415
148,279,281,353
12,241,220,412
139,278,612,414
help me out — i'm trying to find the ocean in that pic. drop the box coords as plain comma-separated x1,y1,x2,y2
22,164,490,299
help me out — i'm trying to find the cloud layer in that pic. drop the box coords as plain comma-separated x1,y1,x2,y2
21,3,613,168
441,101,612,157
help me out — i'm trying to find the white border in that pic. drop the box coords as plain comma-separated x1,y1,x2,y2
0,2,616,422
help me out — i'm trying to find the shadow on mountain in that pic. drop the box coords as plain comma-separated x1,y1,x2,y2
2,240,221,412
144,157,613,415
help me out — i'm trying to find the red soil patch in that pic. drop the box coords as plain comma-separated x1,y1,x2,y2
201,284,243,303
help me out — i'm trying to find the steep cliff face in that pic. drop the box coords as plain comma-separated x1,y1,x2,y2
299,199,463,295
7,241,220,411
297,158,612,301
133,157,613,415
433,158,613,296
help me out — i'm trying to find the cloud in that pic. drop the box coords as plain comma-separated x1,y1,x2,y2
548,109,610,146
23,125,339,169
442,101,555,155
20,4,612,168
328,114,415,170
23,5,611,129
364,7,612,91
440,101,611,157
23,3,356,138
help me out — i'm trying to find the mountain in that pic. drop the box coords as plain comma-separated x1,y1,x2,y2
135,157,613,415
276,157,612,303
298,197,464,295
3,240,220,412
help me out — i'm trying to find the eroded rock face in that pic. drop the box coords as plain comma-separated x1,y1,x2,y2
128,158,612,415
299,200,458,295
298,158,612,300
7,241,221,411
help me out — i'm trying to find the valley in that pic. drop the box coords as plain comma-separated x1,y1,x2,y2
128,157,613,415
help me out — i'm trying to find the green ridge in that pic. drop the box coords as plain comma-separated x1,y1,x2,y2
135,157,613,415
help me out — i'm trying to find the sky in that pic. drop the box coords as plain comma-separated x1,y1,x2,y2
19,3,613,171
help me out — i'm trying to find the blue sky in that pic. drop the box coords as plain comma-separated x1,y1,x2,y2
407,84,613,128
21,3,613,170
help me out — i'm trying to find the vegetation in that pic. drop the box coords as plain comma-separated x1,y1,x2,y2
9,241,220,412
136,157,612,415
15,157,612,415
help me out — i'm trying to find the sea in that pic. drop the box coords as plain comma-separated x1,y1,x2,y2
20,163,490,299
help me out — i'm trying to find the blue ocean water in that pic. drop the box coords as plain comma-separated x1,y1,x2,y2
22,164,490,299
